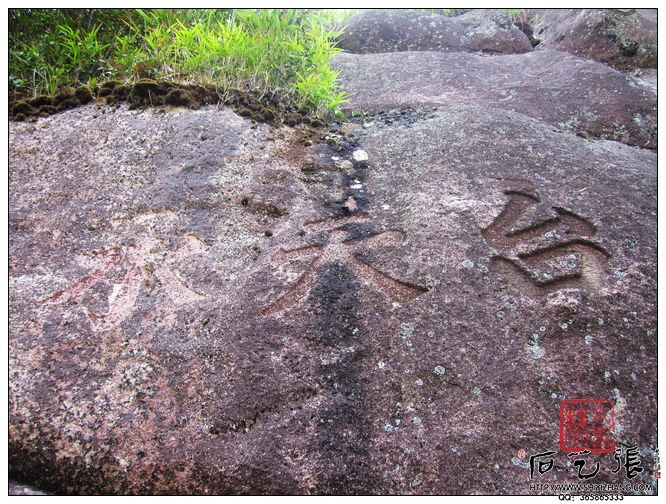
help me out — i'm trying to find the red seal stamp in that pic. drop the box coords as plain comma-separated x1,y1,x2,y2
560,399,615,454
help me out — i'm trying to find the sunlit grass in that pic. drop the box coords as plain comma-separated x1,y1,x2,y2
9,8,355,116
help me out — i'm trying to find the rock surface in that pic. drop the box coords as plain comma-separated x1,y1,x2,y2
531,9,657,70
331,50,657,149
9,481,49,495
9,101,657,494
337,9,533,55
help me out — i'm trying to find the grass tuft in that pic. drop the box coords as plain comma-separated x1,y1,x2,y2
9,8,355,117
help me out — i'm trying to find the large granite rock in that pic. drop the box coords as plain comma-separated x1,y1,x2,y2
331,50,657,149
532,9,657,70
9,102,657,494
337,9,533,55
9,481,49,495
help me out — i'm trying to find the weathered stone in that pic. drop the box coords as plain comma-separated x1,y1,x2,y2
331,50,657,149
337,9,532,55
531,9,657,70
9,102,657,494
628,68,657,93
9,481,49,495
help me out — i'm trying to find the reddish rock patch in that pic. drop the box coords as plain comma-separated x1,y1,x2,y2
331,50,657,149
531,9,657,71
337,9,533,55
9,103,656,494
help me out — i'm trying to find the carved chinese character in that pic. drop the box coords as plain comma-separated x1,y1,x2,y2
482,182,610,295
42,235,205,330
262,214,428,316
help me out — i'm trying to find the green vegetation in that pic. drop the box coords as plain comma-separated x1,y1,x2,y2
421,8,472,17
422,8,525,18
9,8,355,116
500,9,526,19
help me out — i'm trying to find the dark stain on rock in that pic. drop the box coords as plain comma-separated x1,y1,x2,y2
306,262,378,494
514,11,541,47
300,161,324,175
241,198,288,218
